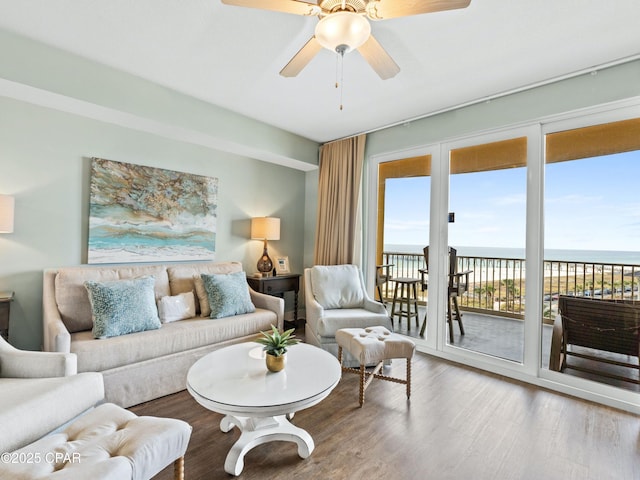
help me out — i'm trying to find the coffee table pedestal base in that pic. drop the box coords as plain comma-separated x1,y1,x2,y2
220,414,315,476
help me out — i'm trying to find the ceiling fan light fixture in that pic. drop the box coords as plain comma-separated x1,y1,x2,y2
314,11,371,53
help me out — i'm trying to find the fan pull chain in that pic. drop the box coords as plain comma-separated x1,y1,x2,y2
339,49,344,111
335,50,340,89
335,45,346,111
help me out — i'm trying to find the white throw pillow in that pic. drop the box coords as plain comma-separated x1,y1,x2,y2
157,291,196,323
310,265,365,309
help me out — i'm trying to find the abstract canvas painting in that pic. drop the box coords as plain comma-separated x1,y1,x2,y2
88,158,218,264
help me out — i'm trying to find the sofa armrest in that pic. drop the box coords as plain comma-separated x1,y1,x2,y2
0,348,77,378
360,269,389,315
304,292,325,332
361,277,389,315
363,297,388,315
42,269,71,353
249,289,284,330
44,315,72,354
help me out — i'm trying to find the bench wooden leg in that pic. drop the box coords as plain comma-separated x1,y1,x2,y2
174,456,185,480
359,364,366,407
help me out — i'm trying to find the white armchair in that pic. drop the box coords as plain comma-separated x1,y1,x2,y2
304,265,393,364
0,335,104,454
0,335,77,378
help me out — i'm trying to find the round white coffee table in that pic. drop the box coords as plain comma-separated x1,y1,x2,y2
187,342,341,475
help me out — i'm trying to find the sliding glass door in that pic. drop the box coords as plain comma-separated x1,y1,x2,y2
376,156,431,338
446,137,528,360
368,104,640,413
543,117,640,393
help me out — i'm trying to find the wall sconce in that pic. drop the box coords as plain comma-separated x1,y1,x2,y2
0,195,14,233
250,217,280,274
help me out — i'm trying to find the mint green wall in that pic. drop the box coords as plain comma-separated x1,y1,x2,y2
0,28,321,350
0,29,318,169
365,60,640,157
0,96,309,350
304,170,319,269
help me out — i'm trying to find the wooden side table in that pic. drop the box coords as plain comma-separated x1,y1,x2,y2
0,291,15,342
247,274,301,329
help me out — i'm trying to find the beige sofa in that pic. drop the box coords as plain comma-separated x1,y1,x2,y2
43,261,283,408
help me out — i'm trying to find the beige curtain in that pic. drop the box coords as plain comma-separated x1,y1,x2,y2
314,134,366,265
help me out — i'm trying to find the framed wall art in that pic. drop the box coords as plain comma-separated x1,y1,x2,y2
88,158,218,264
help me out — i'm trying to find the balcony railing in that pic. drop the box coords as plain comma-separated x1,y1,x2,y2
380,251,640,322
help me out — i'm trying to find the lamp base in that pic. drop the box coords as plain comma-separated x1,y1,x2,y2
257,240,273,274
257,255,273,274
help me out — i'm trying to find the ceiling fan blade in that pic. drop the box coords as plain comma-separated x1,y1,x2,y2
357,35,400,80
366,0,471,20
280,37,323,77
221,0,320,16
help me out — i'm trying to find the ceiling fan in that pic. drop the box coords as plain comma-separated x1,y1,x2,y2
221,0,472,80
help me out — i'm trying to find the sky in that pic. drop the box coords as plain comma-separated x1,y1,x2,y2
383,150,640,252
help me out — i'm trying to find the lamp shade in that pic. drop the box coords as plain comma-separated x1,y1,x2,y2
315,11,371,53
0,195,14,233
251,217,280,241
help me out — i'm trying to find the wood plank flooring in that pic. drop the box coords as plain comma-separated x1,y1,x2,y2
131,347,640,480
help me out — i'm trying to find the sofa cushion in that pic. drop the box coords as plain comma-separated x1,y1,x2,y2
0,372,104,454
85,276,161,339
167,262,243,314
55,265,170,333
55,269,118,333
0,403,192,480
310,265,365,309
158,292,196,323
201,271,256,319
193,275,210,317
313,308,393,337
157,291,196,323
71,310,277,373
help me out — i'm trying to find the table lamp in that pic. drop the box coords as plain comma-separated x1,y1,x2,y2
251,217,280,274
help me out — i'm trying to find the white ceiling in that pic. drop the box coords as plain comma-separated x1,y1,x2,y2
1,0,639,143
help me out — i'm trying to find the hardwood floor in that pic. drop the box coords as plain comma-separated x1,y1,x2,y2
131,349,640,480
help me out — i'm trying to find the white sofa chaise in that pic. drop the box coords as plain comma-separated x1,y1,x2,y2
43,261,284,408
0,335,104,456
0,335,192,480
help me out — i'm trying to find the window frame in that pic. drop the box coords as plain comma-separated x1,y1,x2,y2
365,96,640,414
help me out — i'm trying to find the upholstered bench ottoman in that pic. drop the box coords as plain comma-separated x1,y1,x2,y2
0,403,192,480
336,326,415,407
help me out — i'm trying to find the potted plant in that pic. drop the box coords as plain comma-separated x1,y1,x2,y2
256,325,299,372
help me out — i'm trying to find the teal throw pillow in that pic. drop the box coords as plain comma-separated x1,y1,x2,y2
84,276,161,339
201,271,256,319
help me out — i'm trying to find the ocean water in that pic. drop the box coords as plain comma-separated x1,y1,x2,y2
87,225,216,264
384,244,640,265
88,226,215,249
